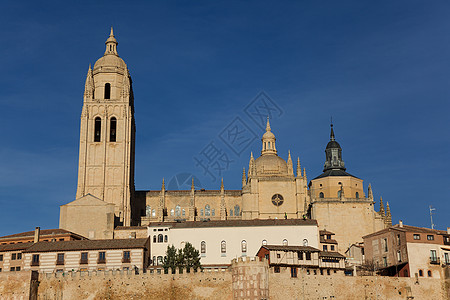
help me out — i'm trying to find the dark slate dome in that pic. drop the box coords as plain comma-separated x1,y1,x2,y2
326,140,341,149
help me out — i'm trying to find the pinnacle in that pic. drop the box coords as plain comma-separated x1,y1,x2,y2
266,117,271,132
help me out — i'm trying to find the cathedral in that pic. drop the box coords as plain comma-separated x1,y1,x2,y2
60,29,392,253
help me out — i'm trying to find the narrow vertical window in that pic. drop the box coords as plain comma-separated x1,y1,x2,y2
205,205,211,216
355,192,359,199
110,117,117,142
234,205,240,216
241,240,247,255
104,83,111,99
94,117,101,142
201,241,206,256
221,241,226,254
319,192,324,198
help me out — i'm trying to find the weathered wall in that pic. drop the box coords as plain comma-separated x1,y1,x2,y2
37,269,232,300
0,271,33,300
269,267,448,300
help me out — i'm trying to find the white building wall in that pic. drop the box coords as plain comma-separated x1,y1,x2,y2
148,224,319,266
406,242,447,279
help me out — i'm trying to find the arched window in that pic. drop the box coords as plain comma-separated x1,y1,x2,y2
170,209,174,216
152,256,156,265
427,270,432,277
241,240,247,254
262,240,267,245
201,241,206,254
94,117,101,142
145,205,151,217
152,209,156,217
182,208,185,216
234,205,240,216
355,192,359,199
200,209,203,216
283,239,288,246
221,241,226,254
337,190,342,198
303,239,308,246
153,235,156,243
158,234,163,243
157,256,163,265
319,192,324,198
104,83,111,99
229,209,233,216
175,205,181,217
110,117,117,142
164,235,168,243
205,205,211,216
211,209,215,216
419,269,423,277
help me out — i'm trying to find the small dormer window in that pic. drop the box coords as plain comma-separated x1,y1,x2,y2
104,83,111,99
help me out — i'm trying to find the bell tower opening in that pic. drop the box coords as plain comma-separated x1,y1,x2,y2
104,83,111,99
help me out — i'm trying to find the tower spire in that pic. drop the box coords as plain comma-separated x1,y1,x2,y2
104,27,118,56
385,202,392,226
296,157,301,177
261,117,277,156
323,122,345,172
287,151,293,175
242,168,246,187
379,196,385,216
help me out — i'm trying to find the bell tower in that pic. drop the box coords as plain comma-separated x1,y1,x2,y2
76,28,136,226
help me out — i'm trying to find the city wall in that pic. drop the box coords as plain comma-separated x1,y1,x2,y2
0,258,449,300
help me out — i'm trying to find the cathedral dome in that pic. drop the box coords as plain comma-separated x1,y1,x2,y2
93,55,127,70
255,154,289,175
326,140,341,149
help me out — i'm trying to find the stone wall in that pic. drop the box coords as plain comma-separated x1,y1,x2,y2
0,270,34,300
269,267,448,300
37,269,231,300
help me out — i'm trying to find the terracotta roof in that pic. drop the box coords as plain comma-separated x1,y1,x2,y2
261,245,320,252
147,219,317,229
363,224,448,239
319,230,335,235
0,242,34,252
319,251,346,258
23,238,149,253
320,237,338,244
0,229,86,241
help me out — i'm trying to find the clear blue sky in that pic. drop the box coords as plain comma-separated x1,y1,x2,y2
0,1,449,236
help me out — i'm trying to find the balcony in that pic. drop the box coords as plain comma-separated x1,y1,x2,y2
429,257,440,265
56,260,65,265
30,261,40,267
80,259,88,265
97,259,106,264
122,258,131,263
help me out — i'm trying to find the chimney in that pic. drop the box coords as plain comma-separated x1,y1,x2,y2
34,227,40,243
447,227,450,234
399,220,403,228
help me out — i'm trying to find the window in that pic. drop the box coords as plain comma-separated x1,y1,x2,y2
283,239,288,246
404,269,408,277
383,238,388,252
229,209,233,216
303,239,308,246
175,205,181,217
297,252,303,260
152,209,156,217
337,190,341,198
81,252,88,264
164,235,168,243
157,256,163,265
327,269,330,275
200,209,203,216
355,192,359,199
241,240,247,254
221,241,226,255
31,254,39,266
397,234,401,245
427,270,432,277
323,245,328,251
413,234,420,240
445,253,450,264
109,117,117,142
277,254,281,258
274,266,280,273
234,205,240,216
305,252,311,260
104,83,111,99
11,253,16,260
10,267,15,272
0,254,3,261
427,235,434,241
290,267,297,278
152,256,156,265
330,245,335,251
205,205,211,216
98,252,106,263
94,117,101,142
170,209,174,216
419,269,423,277
430,250,438,263
158,234,163,243
383,257,387,267
123,251,131,263
153,235,156,243
182,209,185,216
0,268,2,272
262,240,267,245
327,235,331,239
57,253,65,265
319,192,324,198
201,241,206,256
15,267,21,271
397,251,401,262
